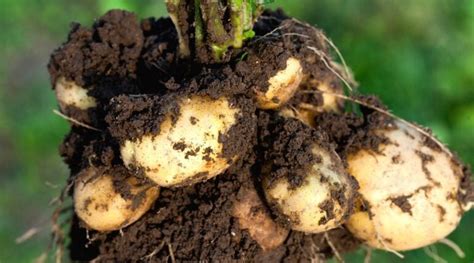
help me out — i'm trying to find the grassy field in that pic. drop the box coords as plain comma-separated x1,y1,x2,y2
0,0,472,262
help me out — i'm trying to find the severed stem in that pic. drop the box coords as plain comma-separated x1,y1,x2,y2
166,0,266,62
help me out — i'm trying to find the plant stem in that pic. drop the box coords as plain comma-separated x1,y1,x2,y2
166,0,266,63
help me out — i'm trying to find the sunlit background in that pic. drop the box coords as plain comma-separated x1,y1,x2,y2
1,0,473,262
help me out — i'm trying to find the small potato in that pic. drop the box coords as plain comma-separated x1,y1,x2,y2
346,120,464,251
255,57,303,109
55,77,96,111
232,186,289,251
74,167,159,232
310,79,344,113
263,144,355,233
121,95,241,187
280,78,344,127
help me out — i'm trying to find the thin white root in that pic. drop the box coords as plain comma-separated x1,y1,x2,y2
305,90,453,158
16,227,41,244
324,233,344,263
167,242,176,263
463,201,474,212
34,252,48,263
254,24,289,42
306,46,354,92
142,241,165,261
53,109,101,132
320,34,351,83
288,16,356,91
363,246,372,263
423,245,447,263
373,223,404,259
438,238,465,258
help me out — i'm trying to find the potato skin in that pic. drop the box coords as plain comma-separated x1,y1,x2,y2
55,77,96,111
346,120,464,251
255,57,303,109
264,144,355,233
232,187,289,251
120,96,240,187
74,167,159,232
279,77,344,127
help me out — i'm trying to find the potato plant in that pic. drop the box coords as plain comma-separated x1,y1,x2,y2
47,1,473,261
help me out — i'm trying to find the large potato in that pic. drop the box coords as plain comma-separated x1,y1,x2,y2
264,144,355,233
74,167,159,232
346,120,464,251
255,57,303,109
120,95,242,187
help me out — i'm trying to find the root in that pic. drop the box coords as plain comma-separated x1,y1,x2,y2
423,245,447,263
142,241,165,262
53,109,101,132
304,90,454,158
324,232,344,263
367,209,404,258
34,252,47,263
167,242,176,263
253,24,289,43
306,235,324,263
438,238,465,258
363,246,372,263
306,46,354,92
16,227,41,244
463,201,473,212
289,16,357,91
372,226,404,258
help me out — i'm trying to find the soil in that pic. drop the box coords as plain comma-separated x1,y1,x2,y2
48,7,472,263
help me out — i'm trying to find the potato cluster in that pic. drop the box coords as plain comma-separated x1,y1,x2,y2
50,10,472,256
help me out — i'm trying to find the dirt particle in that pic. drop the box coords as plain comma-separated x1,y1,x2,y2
189,116,198,125
388,195,413,216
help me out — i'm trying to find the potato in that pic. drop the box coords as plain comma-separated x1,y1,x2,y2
255,57,303,109
232,186,289,251
120,95,242,187
55,77,96,111
280,78,344,127
346,120,464,251
74,167,159,232
263,144,355,233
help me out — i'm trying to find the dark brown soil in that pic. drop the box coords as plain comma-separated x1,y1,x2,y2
48,7,472,263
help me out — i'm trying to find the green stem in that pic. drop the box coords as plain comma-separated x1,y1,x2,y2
166,0,267,62
194,0,204,50
230,0,244,48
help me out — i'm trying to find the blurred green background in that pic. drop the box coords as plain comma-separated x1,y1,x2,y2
0,0,472,262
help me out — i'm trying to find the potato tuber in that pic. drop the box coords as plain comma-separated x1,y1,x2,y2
74,167,159,232
120,95,243,187
263,143,355,233
232,186,289,251
255,57,303,109
346,120,464,251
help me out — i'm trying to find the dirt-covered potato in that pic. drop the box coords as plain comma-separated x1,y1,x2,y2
120,95,243,187
255,57,303,109
74,167,159,232
346,120,464,251
232,186,289,251
261,117,356,233
55,76,96,111
264,144,354,233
